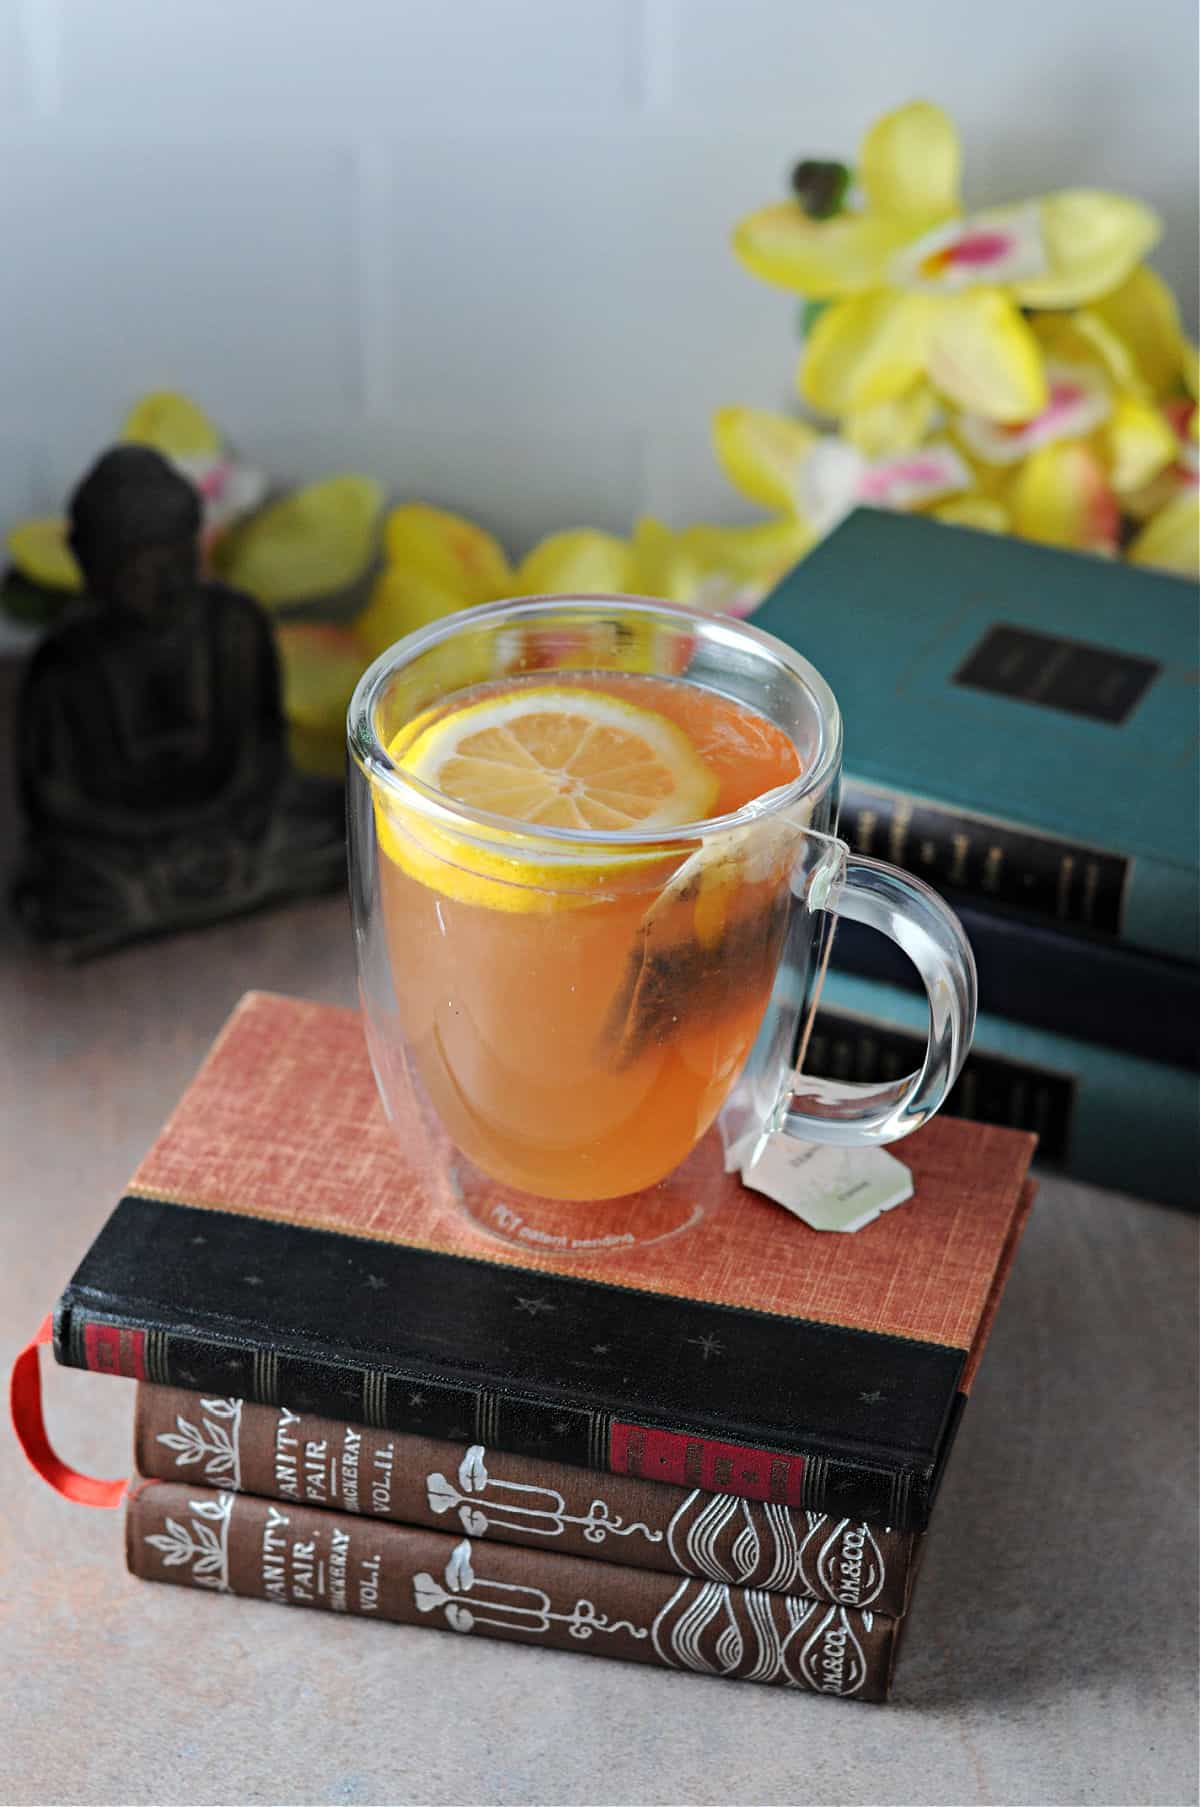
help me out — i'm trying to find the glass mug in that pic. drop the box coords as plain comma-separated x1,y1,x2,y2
348,595,976,1253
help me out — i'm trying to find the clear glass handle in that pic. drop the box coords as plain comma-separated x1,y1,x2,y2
786,854,978,1146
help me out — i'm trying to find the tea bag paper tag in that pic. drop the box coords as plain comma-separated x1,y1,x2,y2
740,1136,914,1232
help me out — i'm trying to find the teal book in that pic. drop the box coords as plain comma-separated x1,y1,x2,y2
751,511,1199,960
806,968,1199,1211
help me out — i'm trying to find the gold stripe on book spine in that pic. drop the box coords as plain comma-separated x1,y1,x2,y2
145,1330,169,1385
251,1349,279,1405
474,1388,501,1445
361,1369,389,1428
588,1410,612,1472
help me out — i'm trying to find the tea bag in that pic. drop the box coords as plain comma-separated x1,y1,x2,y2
601,824,795,1070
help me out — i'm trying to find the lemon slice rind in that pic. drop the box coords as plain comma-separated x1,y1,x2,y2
376,686,718,913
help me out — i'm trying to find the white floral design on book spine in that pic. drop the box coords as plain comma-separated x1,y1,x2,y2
797,1604,871,1697
796,1514,887,1609
143,1491,234,1592
412,1538,648,1641
410,1539,876,1693
425,1445,663,1547
665,1490,803,1590
154,1396,243,1490
649,1578,872,1694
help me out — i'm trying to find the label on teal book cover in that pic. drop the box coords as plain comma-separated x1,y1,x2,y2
953,623,1160,724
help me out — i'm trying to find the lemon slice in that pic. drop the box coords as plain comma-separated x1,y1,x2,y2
377,686,718,912
402,687,717,832
215,475,383,608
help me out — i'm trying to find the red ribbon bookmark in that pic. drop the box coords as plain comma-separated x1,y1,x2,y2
9,1316,129,1508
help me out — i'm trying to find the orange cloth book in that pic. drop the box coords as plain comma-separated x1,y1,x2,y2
51,991,1035,1529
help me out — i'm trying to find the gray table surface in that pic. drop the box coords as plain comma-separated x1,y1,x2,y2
2,765,1197,1804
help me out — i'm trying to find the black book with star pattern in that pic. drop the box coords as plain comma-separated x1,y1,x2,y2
52,992,1035,1530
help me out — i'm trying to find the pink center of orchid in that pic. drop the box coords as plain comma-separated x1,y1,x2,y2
1001,381,1087,439
194,459,233,501
1060,447,1121,550
1156,400,1199,487
921,230,1014,278
1044,380,1087,423
857,458,947,502
1164,398,1195,442
1085,477,1121,547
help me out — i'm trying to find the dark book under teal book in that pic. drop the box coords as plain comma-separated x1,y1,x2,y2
806,970,1199,1211
831,900,1200,1071
751,511,1200,961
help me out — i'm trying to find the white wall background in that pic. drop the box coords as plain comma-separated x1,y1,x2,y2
1,0,1197,558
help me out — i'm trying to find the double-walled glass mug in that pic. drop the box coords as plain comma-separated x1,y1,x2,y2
348,596,976,1253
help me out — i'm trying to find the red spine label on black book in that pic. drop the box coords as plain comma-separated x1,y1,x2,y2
127,1480,901,1702
135,1386,919,1616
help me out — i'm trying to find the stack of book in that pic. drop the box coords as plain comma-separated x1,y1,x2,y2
752,510,1200,1210
20,992,1036,1704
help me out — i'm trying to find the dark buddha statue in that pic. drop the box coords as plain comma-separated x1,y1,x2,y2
14,446,344,957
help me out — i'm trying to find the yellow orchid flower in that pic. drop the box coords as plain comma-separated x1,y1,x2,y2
712,408,822,518
713,404,985,545
1127,491,1192,574
1028,270,1188,414
358,518,654,665
122,390,221,457
513,528,639,597
1006,442,1121,557
5,518,82,594
734,101,1161,422
1128,490,1199,578
927,495,1009,534
382,502,513,605
1089,265,1188,399
1122,375,1200,523
356,503,514,660
953,301,1181,555
631,516,809,616
843,384,943,458
500,520,805,670
1126,396,1200,577
354,561,473,663
275,621,367,777
215,474,383,609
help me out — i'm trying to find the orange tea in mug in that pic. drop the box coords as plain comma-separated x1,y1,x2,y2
375,671,801,1201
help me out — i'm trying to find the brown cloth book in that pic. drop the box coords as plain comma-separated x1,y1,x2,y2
135,1385,920,1616
54,993,1037,1530
127,1480,902,1702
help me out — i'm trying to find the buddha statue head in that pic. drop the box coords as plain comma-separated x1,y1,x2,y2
69,445,202,619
